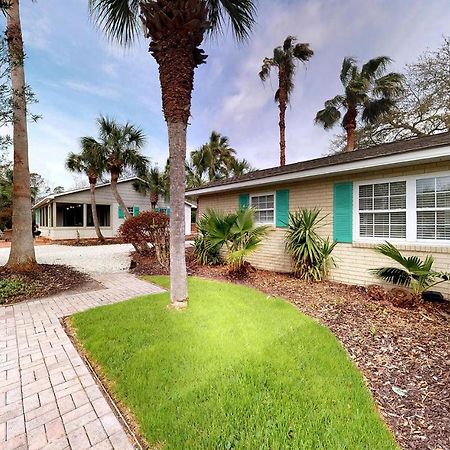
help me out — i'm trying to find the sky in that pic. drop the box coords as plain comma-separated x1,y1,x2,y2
2,0,450,189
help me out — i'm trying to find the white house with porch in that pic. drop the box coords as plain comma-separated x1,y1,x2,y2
33,177,195,240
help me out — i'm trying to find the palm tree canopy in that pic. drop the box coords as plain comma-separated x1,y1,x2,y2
133,166,167,199
65,137,106,182
94,116,149,176
88,0,256,47
259,36,313,103
315,56,404,130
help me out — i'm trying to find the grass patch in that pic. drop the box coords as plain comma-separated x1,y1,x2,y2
0,277,31,303
72,277,397,449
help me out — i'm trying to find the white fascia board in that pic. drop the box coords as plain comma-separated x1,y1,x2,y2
186,146,450,196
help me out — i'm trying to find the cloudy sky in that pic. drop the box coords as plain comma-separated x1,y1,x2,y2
4,0,450,188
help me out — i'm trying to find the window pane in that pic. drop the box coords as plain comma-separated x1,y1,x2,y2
359,197,373,210
390,181,406,196
437,210,450,240
374,213,389,237
374,196,388,210
374,183,388,197
359,213,373,237
359,185,373,198
417,193,435,208
436,176,450,193
437,192,450,208
417,211,436,239
417,178,435,194
390,212,406,238
390,195,406,209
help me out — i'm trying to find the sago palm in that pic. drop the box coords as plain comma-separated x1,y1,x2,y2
66,140,106,241
260,36,313,166
87,116,149,220
371,242,450,295
89,0,257,306
315,56,404,151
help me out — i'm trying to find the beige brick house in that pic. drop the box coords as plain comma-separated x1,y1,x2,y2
187,133,450,298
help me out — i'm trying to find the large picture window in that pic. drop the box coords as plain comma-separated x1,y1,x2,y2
87,204,111,227
358,181,406,238
250,194,275,224
416,176,450,240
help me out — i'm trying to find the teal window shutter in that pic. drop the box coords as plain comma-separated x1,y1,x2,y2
275,189,289,228
133,206,140,216
239,194,249,209
166,207,171,216
333,182,353,243
118,206,124,219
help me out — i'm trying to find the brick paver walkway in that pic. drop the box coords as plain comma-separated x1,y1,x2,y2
0,273,164,450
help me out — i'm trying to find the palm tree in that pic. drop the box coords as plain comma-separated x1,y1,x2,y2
315,56,404,152
229,158,252,177
91,116,149,220
133,166,167,209
89,0,257,307
259,36,313,166
66,138,106,241
5,0,36,268
191,131,236,181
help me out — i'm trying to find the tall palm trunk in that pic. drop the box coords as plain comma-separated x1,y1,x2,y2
110,170,132,219
343,106,357,152
278,70,287,166
88,177,104,241
150,190,158,210
6,0,36,268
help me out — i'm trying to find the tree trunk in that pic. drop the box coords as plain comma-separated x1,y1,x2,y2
89,181,104,242
167,121,188,307
110,170,132,219
278,71,287,166
6,0,36,269
343,106,358,152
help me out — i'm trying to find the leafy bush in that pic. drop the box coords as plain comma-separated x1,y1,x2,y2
371,241,450,295
196,208,269,274
119,211,170,267
193,212,222,265
285,208,336,281
0,277,29,303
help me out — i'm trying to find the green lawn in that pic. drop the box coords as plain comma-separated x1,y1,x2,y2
71,276,397,450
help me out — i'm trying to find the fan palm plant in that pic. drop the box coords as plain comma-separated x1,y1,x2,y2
200,208,269,275
5,0,36,267
86,116,149,220
133,166,167,210
259,36,313,166
371,242,450,295
285,208,336,281
315,56,404,152
89,0,257,306
66,139,106,241
229,157,253,177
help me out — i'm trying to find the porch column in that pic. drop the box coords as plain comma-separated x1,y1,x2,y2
83,204,87,227
52,202,57,227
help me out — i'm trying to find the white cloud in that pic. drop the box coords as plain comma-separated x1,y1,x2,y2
65,80,121,99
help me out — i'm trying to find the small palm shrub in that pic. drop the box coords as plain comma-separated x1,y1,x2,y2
371,241,450,295
0,277,29,304
194,211,223,265
285,208,336,281
195,208,269,275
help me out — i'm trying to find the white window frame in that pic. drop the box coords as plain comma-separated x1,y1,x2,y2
250,192,276,226
353,171,450,245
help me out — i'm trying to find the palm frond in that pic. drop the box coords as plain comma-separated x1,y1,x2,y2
340,57,357,86
315,105,341,129
370,267,412,287
88,0,141,47
372,72,405,97
362,97,395,124
361,56,392,80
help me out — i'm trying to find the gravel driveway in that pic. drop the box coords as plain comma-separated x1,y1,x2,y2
0,243,135,273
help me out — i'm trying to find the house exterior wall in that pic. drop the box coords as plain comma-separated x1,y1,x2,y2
196,161,450,298
36,181,193,239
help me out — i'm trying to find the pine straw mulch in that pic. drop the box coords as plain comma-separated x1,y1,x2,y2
132,249,450,450
0,264,98,305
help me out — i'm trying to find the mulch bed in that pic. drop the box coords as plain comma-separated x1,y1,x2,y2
0,264,98,305
132,249,450,450
57,238,124,246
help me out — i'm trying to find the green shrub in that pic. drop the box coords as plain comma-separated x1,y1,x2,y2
285,208,336,281
0,277,29,303
195,208,269,274
371,241,450,295
193,211,223,265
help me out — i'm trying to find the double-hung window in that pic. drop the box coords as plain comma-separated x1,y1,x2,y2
250,194,275,224
416,176,450,240
358,181,406,239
